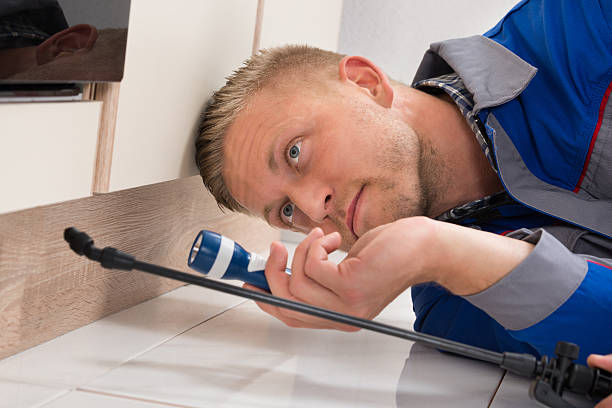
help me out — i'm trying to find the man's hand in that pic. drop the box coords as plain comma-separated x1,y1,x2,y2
245,217,534,330
245,228,360,331
587,354,612,408
244,217,438,330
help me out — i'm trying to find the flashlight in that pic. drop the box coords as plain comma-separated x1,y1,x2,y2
187,230,291,292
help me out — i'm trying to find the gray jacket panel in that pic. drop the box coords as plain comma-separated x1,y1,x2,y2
412,35,537,113
465,226,612,330
488,114,612,239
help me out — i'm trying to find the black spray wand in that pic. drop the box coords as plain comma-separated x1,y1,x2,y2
64,227,611,408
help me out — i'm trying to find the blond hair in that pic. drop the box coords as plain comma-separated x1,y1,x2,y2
195,45,345,213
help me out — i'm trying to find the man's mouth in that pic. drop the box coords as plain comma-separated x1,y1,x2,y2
346,185,364,239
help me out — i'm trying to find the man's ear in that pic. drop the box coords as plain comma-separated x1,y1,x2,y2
36,24,98,65
338,55,394,108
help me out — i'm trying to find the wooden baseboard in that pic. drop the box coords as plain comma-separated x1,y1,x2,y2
0,176,279,360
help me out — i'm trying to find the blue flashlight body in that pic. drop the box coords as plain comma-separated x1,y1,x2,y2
187,230,290,292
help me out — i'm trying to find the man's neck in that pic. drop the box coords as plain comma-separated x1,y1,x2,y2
395,86,503,217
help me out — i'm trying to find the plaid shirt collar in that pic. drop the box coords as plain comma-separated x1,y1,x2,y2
414,73,512,225
414,73,497,173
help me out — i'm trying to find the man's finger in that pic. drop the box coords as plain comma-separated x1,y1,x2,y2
265,241,291,294
288,230,341,304
243,283,309,326
319,231,342,254
263,241,330,326
243,283,360,331
587,354,612,371
245,289,338,329
301,234,345,292
263,241,305,319
291,228,324,273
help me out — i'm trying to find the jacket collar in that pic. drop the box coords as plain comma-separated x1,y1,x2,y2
412,35,537,113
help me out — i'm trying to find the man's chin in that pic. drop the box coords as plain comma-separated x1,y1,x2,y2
339,240,354,252
339,231,359,252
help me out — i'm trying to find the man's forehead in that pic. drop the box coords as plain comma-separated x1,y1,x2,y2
224,88,316,166
222,99,282,217
222,83,328,218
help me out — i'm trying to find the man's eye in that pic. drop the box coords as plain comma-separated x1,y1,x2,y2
280,202,294,224
287,140,302,167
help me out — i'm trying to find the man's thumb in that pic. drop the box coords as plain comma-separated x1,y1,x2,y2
266,241,289,275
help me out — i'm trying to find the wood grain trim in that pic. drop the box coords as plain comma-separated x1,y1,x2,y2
252,0,265,55
82,83,95,100
0,176,279,359
91,82,121,194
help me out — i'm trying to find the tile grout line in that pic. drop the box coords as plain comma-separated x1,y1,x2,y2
0,296,249,392
9,297,250,408
140,298,250,353
79,298,249,388
31,388,72,408
487,369,507,408
75,388,197,408
0,285,191,367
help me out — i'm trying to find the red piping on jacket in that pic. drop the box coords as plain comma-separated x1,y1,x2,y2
573,82,612,192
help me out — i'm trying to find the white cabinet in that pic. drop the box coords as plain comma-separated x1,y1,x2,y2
0,102,102,214
109,0,344,192
0,0,346,213
259,0,344,51
109,0,258,192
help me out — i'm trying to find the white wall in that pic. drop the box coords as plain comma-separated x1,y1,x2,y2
338,0,520,84
259,0,344,51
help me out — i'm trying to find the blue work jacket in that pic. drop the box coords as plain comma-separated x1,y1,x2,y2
410,0,612,363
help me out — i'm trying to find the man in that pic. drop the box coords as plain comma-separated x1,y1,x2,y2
0,23,99,79
0,0,127,81
195,0,612,366
590,354,612,408
2,26,127,81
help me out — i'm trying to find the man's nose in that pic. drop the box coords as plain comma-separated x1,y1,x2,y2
289,180,333,223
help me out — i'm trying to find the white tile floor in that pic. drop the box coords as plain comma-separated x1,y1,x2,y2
0,285,244,390
1,380,66,408
489,372,593,408
37,391,178,408
1,241,593,408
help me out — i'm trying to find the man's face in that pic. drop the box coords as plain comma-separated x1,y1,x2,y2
223,77,434,250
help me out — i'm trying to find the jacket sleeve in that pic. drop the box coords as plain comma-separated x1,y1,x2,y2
464,226,612,363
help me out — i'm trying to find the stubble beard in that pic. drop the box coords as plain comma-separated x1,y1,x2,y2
376,122,444,224
341,99,447,245
415,136,445,218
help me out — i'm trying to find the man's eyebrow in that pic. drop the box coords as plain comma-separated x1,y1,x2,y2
264,206,272,225
264,131,285,225
267,136,279,173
